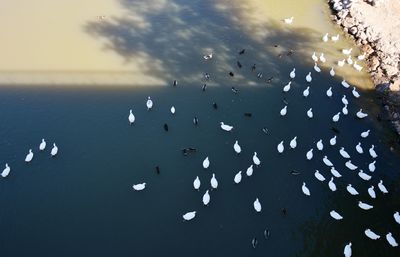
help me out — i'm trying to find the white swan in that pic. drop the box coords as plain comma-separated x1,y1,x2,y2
317,140,324,151
51,143,58,157
378,180,388,194
344,242,352,257
254,198,262,212
306,149,313,160
284,16,294,24
339,147,351,159
332,112,340,122
356,142,363,154
203,157,210,169
357,53,366,60
146,96,153,110
193,176,201,190
330,135,337,146
307,108,313,118
314,63,321,73
253,152,261,166
352,87,360,98
331,34,339,41
25,149,33,162
368,186,376,199
170,106,176,114
319,53,326,62
342,48,352,55
233,140,241,154
132,183,146,191
369,145,377,158
203,190,210,205
358,201,373,210
314,170,325,181
356,109,368,119
346,56,353,65
220,122,233,131
1,164,10,178
361,130,370,138
39,139,46,151
210,173,218,189
326,87,333,97
283,81,291,92
183,211,196,221
234,171,242,184
341,95,349,105
353,61,363,71
346,184,359,195
246,165,254,177
386,233,398,247
345,160,358,170
394,212,400,224
330,210,343,220
303,86,310,97
306,72,312,83
322,33,329,42
368,160,376,172
311,52,318,62
277,141,285,153
290,68,296,79
365,229,380,240
289,136,297,149
328,177,337,192
128,109,135,124
330,67,335,76
338,59,345,67
302,182,310,196
323,156,333,167
342,104,348,115
341,80,350,89
330,167,342,178
280,106,287,116
358,170,371,181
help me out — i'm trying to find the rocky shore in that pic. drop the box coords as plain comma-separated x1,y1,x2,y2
328,0,400,136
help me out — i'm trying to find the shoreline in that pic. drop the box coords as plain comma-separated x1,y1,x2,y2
328,0,400,136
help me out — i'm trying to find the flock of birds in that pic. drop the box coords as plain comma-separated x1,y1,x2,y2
125,20,400,255
1,139,59,178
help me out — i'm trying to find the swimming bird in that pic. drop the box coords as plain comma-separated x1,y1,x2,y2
314,170,325,181
290,68,296,79
290,137,297,149
356,142,364,154
338,59,345,67
246,165,254,176
128,109,135,125
342,95,349,105
132,183,146,191
369,145,377,158
331,34,339,41
361,130,370,138
193,176,201,190
306,149,313,160
365,229,380,240
231,87,238,94
203,157,210,169
346,56,353,65
210,173,218,189
394,212,400,224
51,143,58,157
330,135,337,145
234,171,242,184
203,53,213,60
328,177,337,191
254,198,262,212
183,211,196,221
212,102,218,109
356,109,368,119
307,108,313,118
146,96,153,110
330,167,342,178
277,141,284,153
238,49,245,55
283,81,291,92
202,84,207,91
173,80,178,86
344,242,352,257
203,190,210,205
353,62,363,71
302,182,310,196
220,122,233,131
330,210,343,220
39,139,46,150
233,140,241,154
264,229,270,239
352,87,360,98
359,170,371,181
386,233,398,247
345,160,358,170
378,180,388,194
229,71,234,77
322,33,329,42
359,201,373,210
342,104,348,115
163,123,169,131
341,80,350,89
311,52,318,62
368,186,376,199
306,72,312,82
1,164,10,178
339,147,351,159
330,67,335,76
170,106,176,115
332,112,341,122
317,140,324,151
283,16,294,24
314,63,321,73
25,149,33,163
326,87,333,97
342,48,352,55
237,61,242,68
319,53,326,63
347,184,359,195
303,87,310,97
280,106,288,116
193,117,199,125
253,152,261,166
368,160,376,172
357,53,366,60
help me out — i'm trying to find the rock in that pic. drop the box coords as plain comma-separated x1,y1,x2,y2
376,83,390,93
390,79,400,91
361,44,374,55
349,26,358,35
343,17,357,27
370,56,380,71
382,64,398,76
